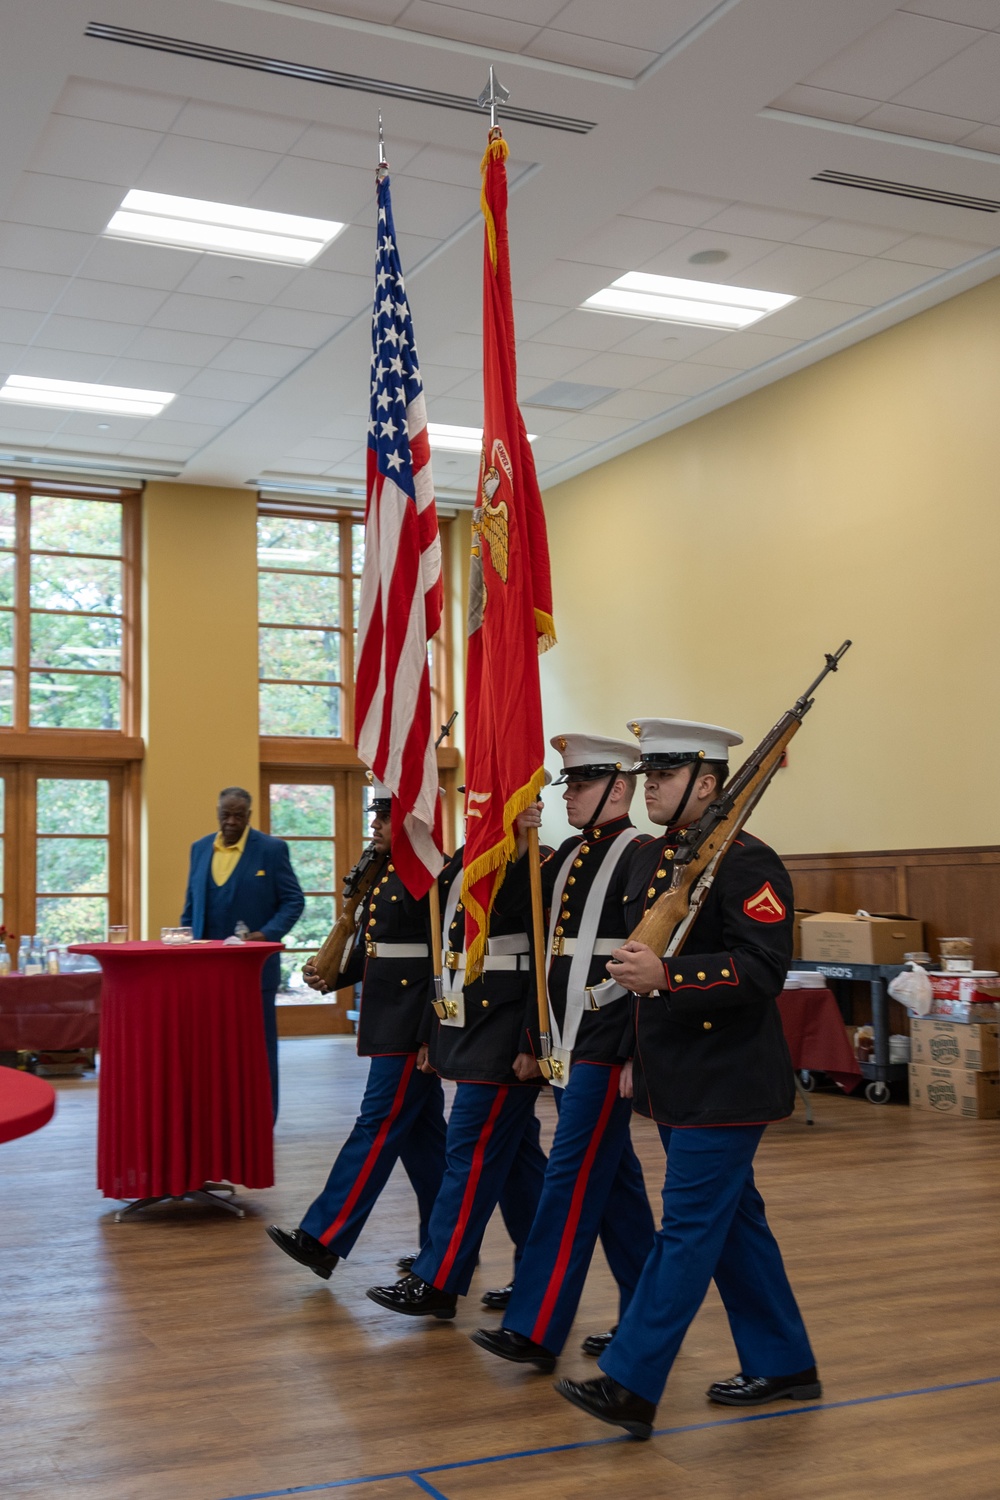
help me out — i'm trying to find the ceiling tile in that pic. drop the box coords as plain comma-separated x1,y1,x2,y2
56,412,148,438
0,405,63,432
514,342,591,380
545,411,640,440
283,0,409,22
528,436,594,465
769,84,882,125
380,177,481,241
119,440,199,459
701,204,824,241
802,12,980,98
635,362,734,396
149,294,259,339
425,395,483,426
553,0,722,51
566,351,673,388
183,369,276,403
0,307,47,343
520,259,618,307
101,357,201,391
273,269,372,317
755,295,868,339
623,188,729,227
11,347,113,382
424,331,483,368
33,315,140,356
270,458,329,476
287,437,360,463
686,330,799,369
54,79,185,133
76,239,198,292
523,29,657,78
141,419,220,447
315,225,384,276
638,228,779,279
0,224,92,277
44,434,130,454
533,308,641,351
175,258,299,305
858,101,981,142
167,394,249,425
957,122,1000,149
390,230,442,271
588,388,683,421
399,1,539,49
171,101,308,155
421,0,562,21
566,217,690,271
57,280,167,326
250,157,375,222
125,327,231,364
28,115,163,189
795,220,910,256
0,341,30,375
137,136,282,203
237,307,347,347
895,32,1000,118
813,257,942,304
410,364,476,398
502,301,566,340
0,267,67,313
902,1,1000,26
210,341,309,377
608,321,728,359
6,174,124,235
880,234,989,268
507,401,578,435
726,243,865,295
406,144,499,189
290,122,423,172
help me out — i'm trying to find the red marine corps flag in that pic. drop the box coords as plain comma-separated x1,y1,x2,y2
461,111,556,981
355,153,444,897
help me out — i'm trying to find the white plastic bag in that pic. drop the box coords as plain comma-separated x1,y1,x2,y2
888,961,933,1016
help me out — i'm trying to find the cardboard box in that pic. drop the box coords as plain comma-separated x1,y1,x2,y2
910,1016,999,1072
799,912,923,966
792,910,817,960
907,1063,1000,1119
929,975,1000,1022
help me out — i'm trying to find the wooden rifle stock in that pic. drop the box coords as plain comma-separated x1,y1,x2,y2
631,641,851,960
312,843,388,988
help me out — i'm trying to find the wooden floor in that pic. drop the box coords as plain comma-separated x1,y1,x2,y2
4,1039,1000,1500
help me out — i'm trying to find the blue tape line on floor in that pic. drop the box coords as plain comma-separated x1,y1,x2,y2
218,1374,1000,1500
408,1476,451,1499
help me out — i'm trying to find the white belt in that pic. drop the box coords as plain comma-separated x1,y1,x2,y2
365,941,429,959
550,936,620,958
446,951,529,972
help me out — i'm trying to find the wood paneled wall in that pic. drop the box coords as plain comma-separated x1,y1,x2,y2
783,846,1000,973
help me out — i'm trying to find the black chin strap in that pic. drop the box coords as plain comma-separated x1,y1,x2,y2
588,772,619,831
667,759,703,835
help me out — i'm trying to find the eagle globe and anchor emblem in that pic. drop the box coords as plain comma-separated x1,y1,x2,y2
468,435,512,634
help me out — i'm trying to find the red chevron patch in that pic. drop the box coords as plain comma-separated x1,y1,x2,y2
743,882,786,924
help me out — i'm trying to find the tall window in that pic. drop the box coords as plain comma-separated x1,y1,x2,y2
257,502,452,746
0,483,138,733
265,780,337,993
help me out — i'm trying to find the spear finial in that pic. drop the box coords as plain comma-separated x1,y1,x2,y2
477,66,510,133
377,110,388,181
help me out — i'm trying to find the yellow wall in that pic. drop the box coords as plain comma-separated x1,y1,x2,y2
539,273,1000,855
142,482,259,936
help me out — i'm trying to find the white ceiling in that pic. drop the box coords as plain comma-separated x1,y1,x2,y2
1,0,999,500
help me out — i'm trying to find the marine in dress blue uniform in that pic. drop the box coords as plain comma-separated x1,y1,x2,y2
556,719,819,1441
181,787,305,1120
365,840,549,1318
266,781,446,1279
471,735,656,1372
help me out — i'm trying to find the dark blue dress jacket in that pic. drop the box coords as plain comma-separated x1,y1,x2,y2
180,827,305,991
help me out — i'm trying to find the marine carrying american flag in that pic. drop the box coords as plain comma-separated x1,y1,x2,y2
354,162,444,898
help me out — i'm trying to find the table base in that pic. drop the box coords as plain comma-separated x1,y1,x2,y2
114,1182,246,1221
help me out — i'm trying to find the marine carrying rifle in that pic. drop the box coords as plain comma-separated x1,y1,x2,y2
311,711,459,989
628,643,851,961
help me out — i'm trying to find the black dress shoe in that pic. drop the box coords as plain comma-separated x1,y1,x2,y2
581,1324,618,1356
266,1225,340,1280
366,1274,457,1319
555,1375,655,1441
480,1282,514,1310
469,1326,556,1373
396,1251,418,1273
706,1367,822,1406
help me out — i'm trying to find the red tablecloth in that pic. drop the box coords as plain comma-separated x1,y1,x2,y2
778,987,863,1092
0,972,103,1051
0,1065,56,1142
71,941,279,1201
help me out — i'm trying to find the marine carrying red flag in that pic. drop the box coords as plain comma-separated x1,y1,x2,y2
461,128,556,981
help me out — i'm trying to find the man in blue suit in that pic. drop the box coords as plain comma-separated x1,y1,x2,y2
181,786,305,1121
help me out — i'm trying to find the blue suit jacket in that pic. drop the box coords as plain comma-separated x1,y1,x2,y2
180,827,305,992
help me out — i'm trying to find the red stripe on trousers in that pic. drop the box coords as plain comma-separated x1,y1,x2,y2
530,1066,620,1346
318,1053,417,1247
433,1085,509,1289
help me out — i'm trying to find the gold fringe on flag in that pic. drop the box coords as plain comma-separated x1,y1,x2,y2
480,133,510,274
535,607,557,654
461,763,546,983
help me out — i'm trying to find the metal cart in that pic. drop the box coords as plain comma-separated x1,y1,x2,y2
792,960,906,1103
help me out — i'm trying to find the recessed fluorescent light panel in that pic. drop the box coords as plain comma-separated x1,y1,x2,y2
427,423,537,453
104,190,345,265
582,272,797,330
0,375,175,417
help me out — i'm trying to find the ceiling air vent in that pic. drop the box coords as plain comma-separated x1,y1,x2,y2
84,23,596,134
522,381,619,411
812,168,1000,214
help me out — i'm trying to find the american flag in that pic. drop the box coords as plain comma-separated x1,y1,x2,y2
354,168,444,897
